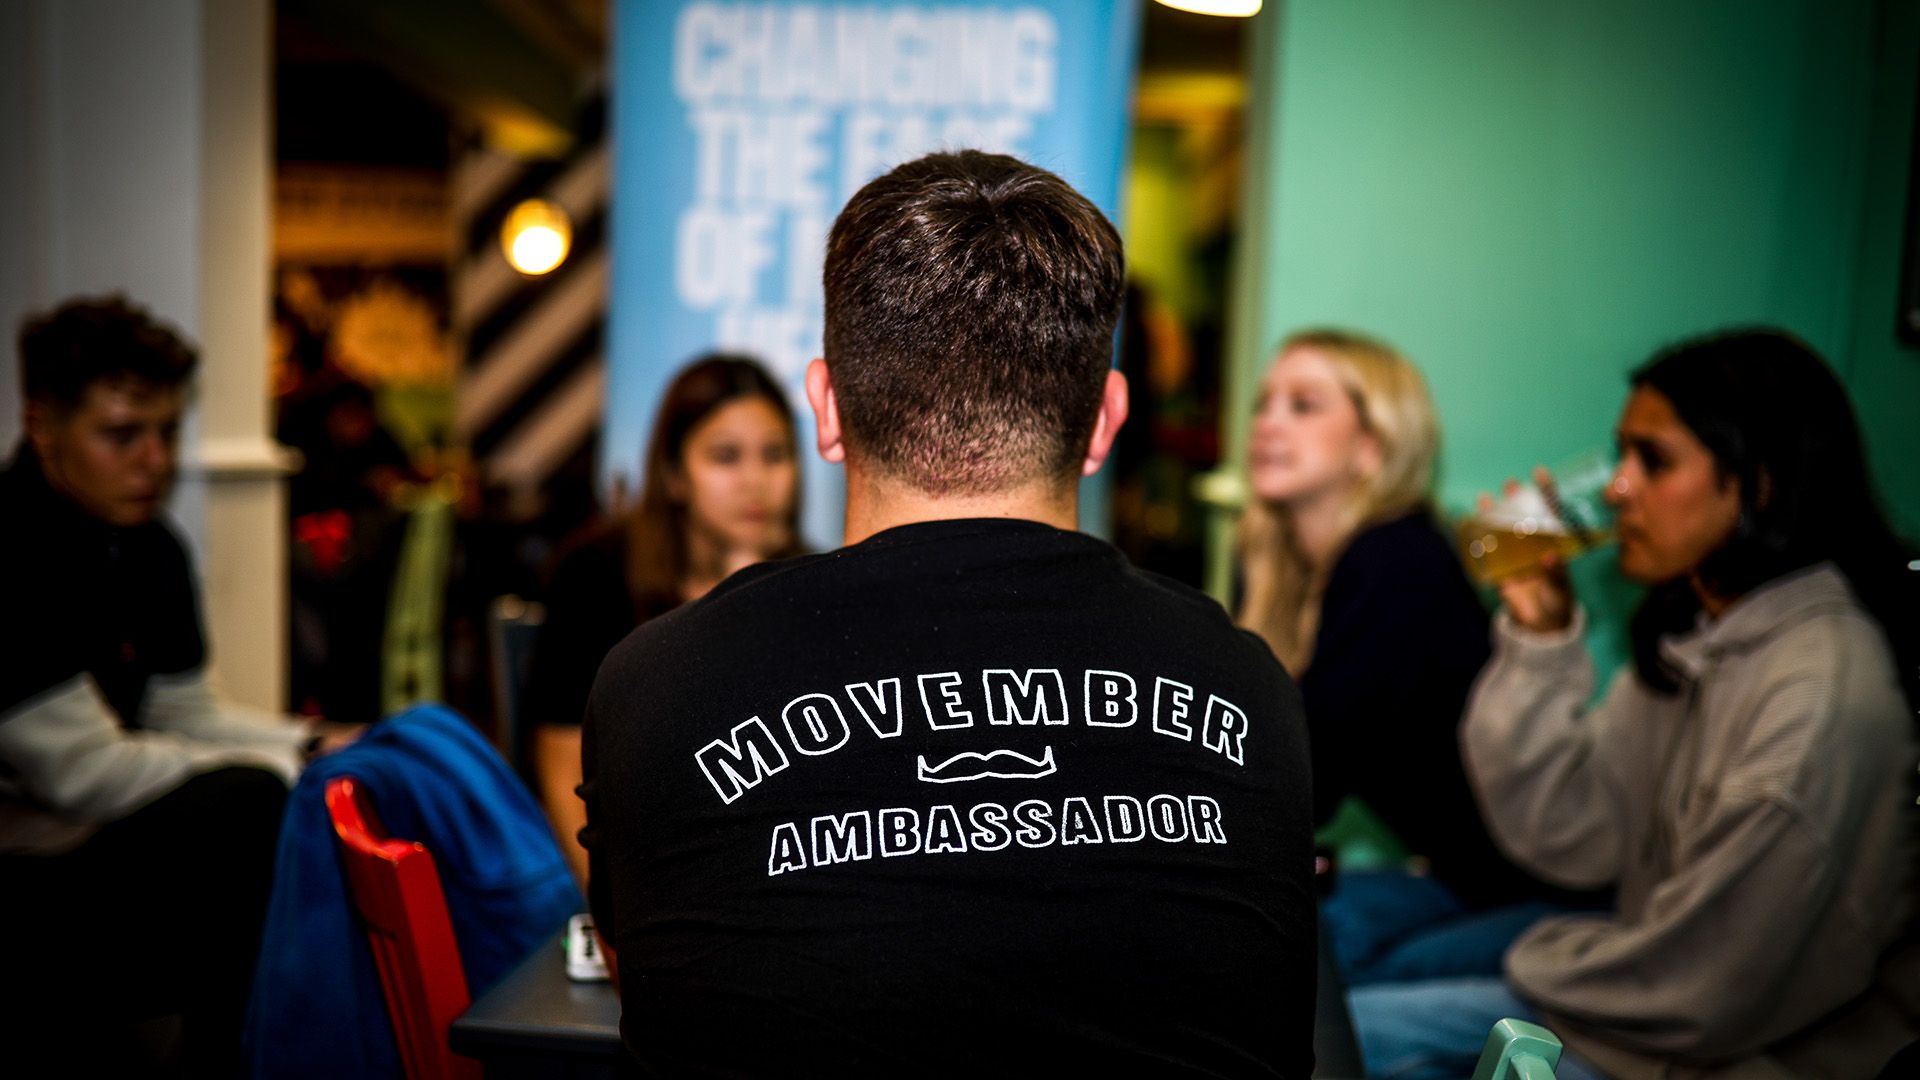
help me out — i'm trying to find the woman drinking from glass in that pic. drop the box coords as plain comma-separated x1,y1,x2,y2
1353,329,1919,1080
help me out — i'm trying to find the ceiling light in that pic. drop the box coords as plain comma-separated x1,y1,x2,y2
502,199,572,276
1154,0,1261,16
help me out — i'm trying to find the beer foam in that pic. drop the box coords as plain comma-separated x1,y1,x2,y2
1480,486,1567,533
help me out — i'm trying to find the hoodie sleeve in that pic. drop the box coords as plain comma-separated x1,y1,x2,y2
140,667,308,767
0,675,296,824
1460,608,1631,889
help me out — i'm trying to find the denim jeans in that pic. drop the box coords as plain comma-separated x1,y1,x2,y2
1323,870,1565,987
1349,977,1609,1080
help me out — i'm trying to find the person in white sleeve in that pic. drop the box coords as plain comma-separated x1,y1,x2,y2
0,296,359,1075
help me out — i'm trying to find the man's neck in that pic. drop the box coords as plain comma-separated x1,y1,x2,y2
842,469,1079,546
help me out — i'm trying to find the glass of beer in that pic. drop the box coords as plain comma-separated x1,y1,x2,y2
1457,451,1617,585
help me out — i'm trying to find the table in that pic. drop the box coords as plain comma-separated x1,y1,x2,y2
449,928,637,1079
450,926,1364,1079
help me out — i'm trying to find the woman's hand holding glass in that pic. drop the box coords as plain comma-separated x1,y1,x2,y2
1477,468,1578,634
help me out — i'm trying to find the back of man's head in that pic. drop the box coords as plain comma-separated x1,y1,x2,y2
19,296,198,412
822,150,1124,496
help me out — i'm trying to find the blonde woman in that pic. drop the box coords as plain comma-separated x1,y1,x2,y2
1240,329,1582,986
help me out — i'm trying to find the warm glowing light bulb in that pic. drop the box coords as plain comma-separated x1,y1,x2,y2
1153,0,1260,15
511,226,566,275
502,199,572,276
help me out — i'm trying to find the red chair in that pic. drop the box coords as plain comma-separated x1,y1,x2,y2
326,775,483,1080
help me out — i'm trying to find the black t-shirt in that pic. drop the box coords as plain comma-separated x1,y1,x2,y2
582,518,1317,1079
1300,511,1580,908
0,447,205,726
522,526,664,733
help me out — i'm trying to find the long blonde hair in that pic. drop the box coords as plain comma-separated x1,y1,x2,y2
1237,329,1440,671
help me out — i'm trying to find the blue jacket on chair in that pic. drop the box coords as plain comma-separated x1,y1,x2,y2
244,705,581,1078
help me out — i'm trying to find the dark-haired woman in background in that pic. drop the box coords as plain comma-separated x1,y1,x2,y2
1353,329,1919,1080
524,355,803,883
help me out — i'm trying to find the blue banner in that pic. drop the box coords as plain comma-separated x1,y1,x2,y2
607,0,1142,547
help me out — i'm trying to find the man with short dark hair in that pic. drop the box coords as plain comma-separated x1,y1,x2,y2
0,296,347,1073
582,151,1316,1077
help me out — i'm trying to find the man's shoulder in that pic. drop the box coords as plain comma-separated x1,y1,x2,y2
604,524,1285,694
138,516,195,568
591,547,833,686
1125,560,1263,628
110,516,197,587
0,472,192,587
683,522,1246,627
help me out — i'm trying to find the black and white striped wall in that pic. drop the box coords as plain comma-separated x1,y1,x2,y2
452,95,609,511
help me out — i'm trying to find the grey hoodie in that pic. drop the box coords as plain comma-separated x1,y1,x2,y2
1464,564,1918,1079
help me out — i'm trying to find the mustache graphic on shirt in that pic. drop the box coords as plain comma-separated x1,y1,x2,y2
916,746,1057,784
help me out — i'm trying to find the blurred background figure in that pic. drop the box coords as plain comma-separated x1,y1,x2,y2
522,354,802,883
1110,280,1220,585
1353,329,1920,1080
284,375,419,517
1237,328,1585,985
0,296,358,1076
272,259,450,725
280,370,431,724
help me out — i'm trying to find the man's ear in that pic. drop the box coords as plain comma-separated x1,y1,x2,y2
804,358,846,464
1081,369,1130,477
23,400,59,461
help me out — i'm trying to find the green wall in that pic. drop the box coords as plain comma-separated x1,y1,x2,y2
1215,0,1919,604
1844,0,1920,536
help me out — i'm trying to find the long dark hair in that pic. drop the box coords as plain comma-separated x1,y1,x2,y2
1626,329,1918,717
623,354,802,617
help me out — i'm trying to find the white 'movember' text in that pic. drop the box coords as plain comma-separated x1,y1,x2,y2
695,667,1251,804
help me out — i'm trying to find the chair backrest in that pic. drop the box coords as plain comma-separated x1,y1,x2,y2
487,595,545,773
326,775,482,1080
1470,1018,1562,1080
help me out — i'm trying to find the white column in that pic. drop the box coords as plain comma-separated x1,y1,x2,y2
0,0,290,711
192,0,293,712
